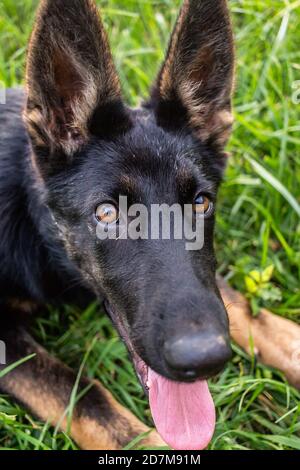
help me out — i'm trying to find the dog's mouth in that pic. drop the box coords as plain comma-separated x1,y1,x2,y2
104,301,216,450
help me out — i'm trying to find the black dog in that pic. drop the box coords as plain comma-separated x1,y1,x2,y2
0,0,234,450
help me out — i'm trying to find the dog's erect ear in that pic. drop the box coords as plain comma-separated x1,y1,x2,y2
24,0,129,158
151,0,235,148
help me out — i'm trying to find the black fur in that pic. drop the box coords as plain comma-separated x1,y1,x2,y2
0,89,92,305
0,0,235,425
0,86,229,379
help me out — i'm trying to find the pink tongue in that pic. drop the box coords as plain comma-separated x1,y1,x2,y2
148,368,216,450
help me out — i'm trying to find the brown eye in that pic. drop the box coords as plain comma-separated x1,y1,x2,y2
193,194,213,216
95,203,118,224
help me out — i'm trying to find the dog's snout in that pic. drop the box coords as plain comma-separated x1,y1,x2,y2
163,331,232,380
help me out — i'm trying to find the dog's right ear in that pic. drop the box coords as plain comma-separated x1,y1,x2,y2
24,0,130,161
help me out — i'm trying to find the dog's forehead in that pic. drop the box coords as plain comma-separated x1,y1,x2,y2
118,108,203,173
113,124,200,196
80,108,219,204
117,109,218,191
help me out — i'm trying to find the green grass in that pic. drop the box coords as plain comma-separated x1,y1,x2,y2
0,0,300,451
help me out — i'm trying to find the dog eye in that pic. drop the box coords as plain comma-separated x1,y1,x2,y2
193,194,213,216
95,203,118,224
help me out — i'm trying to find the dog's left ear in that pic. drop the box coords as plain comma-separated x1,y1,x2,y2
24,0,129,159
151,0,235,148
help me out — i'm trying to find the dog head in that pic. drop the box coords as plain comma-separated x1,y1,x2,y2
24,0,234,391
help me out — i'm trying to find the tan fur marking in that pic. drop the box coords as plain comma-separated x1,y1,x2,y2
3,371,121,449
7,299,39,314
72,383,164,450
4,373,164,450
119,175,137,193
218,277,300,390
2,372,118,449
197,109,234,145
1,338,165,450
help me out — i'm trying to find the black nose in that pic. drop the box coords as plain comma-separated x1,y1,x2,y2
163,331,232,380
